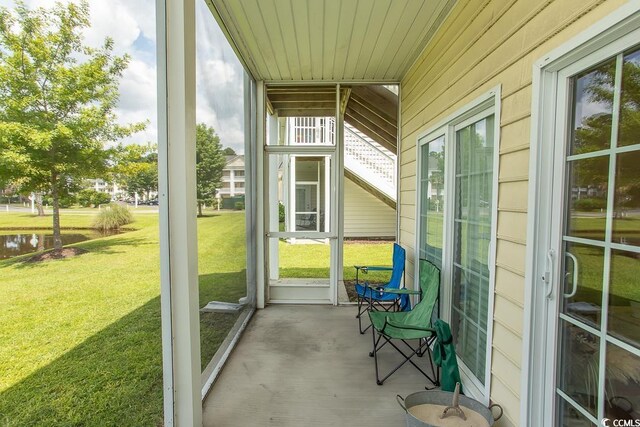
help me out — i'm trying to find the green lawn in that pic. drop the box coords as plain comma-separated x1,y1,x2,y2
0,210,247,426
278,240,394,283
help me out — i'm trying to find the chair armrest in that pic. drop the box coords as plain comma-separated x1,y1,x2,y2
385,317,435,332
354,265,393,273
383,288,420,295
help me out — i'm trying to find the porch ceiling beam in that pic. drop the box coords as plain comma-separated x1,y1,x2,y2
275,108,336,117
156,0,201,425
271,103,336,113
350,86,398,124
267,93,336,102
344,106,397,152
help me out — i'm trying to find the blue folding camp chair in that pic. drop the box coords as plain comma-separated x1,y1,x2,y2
354,243,408,334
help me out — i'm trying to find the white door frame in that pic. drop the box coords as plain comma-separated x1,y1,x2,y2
523,4,640,425
414,87,501,405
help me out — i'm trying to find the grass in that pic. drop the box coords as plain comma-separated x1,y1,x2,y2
278,240,394,283
0,210,247,426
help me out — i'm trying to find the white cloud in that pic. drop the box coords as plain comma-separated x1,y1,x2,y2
0,0,247,153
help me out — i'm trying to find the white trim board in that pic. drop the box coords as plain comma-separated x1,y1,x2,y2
522,3,640,426
413,86,501,405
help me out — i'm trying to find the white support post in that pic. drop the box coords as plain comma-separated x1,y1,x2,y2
156,0,201,425
256,81,266,308
268,112,279,282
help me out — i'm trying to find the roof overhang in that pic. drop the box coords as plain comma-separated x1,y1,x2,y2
205,0,456,82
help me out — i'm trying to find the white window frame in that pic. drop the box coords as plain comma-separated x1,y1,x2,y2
415,86,501,404
523,3,640,426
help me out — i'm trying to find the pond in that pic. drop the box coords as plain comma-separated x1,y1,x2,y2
0,230,119,260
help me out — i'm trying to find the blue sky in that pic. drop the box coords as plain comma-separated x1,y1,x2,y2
0,0,246,153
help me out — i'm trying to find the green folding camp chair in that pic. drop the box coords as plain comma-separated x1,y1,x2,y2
368,258,440,386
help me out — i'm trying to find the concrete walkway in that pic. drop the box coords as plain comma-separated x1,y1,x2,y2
203,305,436,427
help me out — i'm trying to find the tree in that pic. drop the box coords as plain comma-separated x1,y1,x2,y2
0,1,144,249
573,57,640,213
196,123,225,216
114,144,158,200
222,146,236,156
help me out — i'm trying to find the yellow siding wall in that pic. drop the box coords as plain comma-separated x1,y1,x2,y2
343,179,396,238
399,0,627,425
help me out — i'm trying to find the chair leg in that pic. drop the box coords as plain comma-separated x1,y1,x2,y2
371,327,385,385
357,294,372,334
372,336,438,386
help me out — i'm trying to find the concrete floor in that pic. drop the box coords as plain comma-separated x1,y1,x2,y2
203,305,437,427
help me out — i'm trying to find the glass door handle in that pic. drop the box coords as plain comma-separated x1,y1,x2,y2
563,252,579,298
543,249,555,299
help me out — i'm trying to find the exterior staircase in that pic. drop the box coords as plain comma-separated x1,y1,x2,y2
287,116,397,209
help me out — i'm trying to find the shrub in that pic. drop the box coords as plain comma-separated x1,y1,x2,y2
93,192,112,206
77,189,111,207
92,203,134,231
278,201,285,222
573,198,606,211
43,193,75,208
234,201,245,210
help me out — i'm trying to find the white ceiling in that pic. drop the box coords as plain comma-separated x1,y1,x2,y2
206,0,456,82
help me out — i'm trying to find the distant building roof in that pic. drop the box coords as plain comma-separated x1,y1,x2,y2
225,155,245,168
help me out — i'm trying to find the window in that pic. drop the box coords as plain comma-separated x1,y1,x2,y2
416,89,499,402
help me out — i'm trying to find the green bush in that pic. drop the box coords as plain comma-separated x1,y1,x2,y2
278,202,285,222
77,189,111,207
234,201,245,210
573,198,606,211
42,193,75,208
92,203,134,231
93,192,112,206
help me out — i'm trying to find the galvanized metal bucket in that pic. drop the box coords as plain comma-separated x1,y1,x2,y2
396,388,503,427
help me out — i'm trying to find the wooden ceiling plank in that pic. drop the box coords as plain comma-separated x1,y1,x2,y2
362,0,406,79
274,0,302,80
372,0,425,79
376,0,430,79
276,108,336,117
213,0,451,81
350,96,396,129
269,94,336,104
353,0,392,80
389,0,455,79
332,0,360,81
234,0,282,79
342,0,375,79
219,0,273,79
345,106,397,146
308,0,325,80
322,0,340,79
350,86,398,123
291,0,313,80
256,0,290,79
272,101,337,109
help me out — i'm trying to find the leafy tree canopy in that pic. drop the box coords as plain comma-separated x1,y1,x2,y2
0,0,145,248
196,123,225,216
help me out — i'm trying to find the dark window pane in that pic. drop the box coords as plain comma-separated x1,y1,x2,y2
570,59,616,155
604,344,640,422
612,151,640,245
566,156,609,241
557,396,596,427
419,137,445,269
561,243,604,330
608,250,640,348
618,48,640,148
557,319,600,417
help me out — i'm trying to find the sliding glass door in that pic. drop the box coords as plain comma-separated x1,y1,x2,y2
451,115,495,389
417,95,498,402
